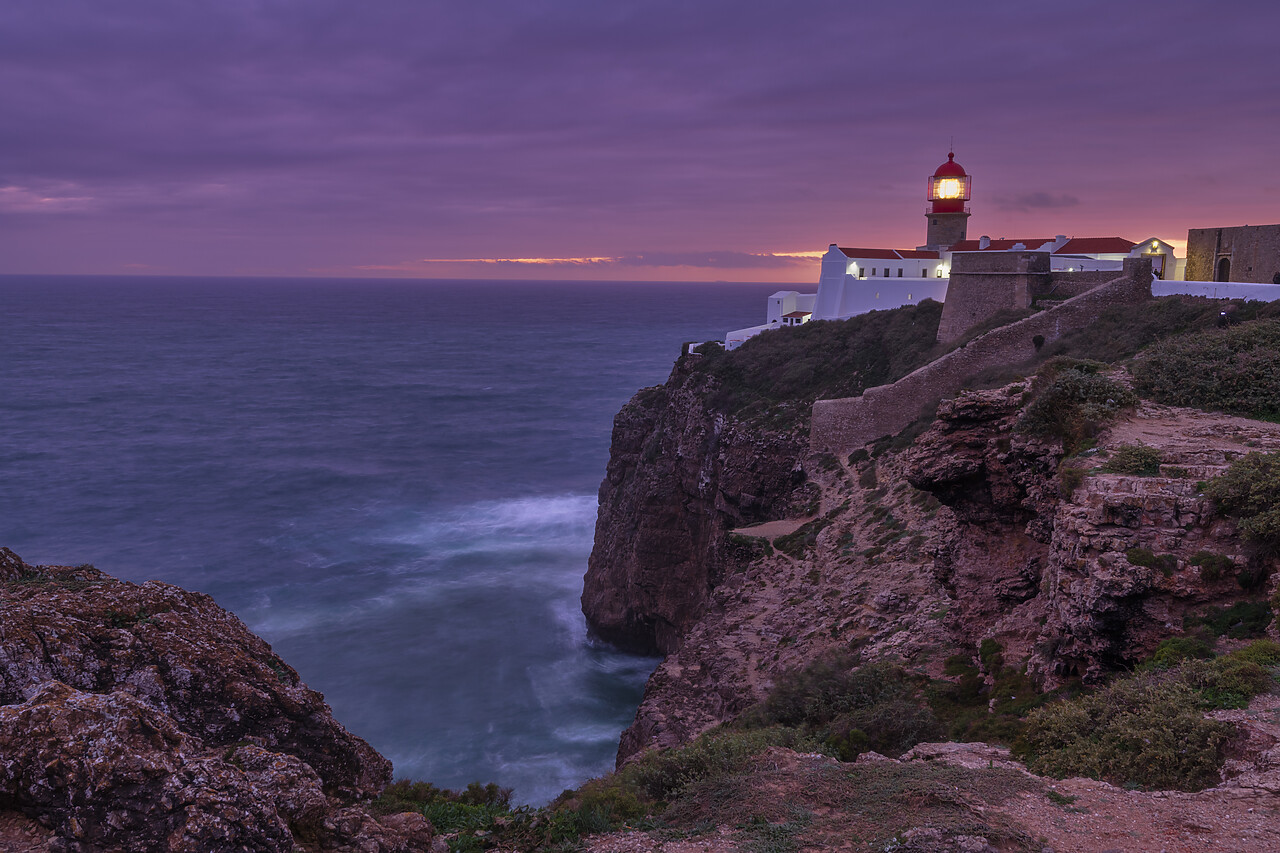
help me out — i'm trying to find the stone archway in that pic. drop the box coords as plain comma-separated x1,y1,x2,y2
1216,256,1232,282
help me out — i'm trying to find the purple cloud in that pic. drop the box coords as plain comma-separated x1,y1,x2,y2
0,0,1277,277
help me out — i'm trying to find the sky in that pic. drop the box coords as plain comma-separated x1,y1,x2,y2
2,0,1278,283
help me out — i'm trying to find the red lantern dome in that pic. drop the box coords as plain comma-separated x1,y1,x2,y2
927,152,970,214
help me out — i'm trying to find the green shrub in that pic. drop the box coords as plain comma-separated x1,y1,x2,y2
1131,320,1280,421
1148,636,1214,668
372,780,515,837
1237,563,1271,592
1229,639,1280,665
1058,459,1089,498
1022,670,1235,791
622,727,818,804
1103,444,1163,476
1203,450,1280,550
978,638,1004,672
1189,551,1233,582
738,657,941,760
1042,297,1266,365
1017,363,1137,454
544,777,652,842
1178,657,1274,710
1125,547,1178,575
1191,600,1273,639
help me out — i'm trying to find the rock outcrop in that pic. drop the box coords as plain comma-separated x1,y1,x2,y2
582,358,811,655
906,388,1280,683
601,365,1280,765
0,550,433,853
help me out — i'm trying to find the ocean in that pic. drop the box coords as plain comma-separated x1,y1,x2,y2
0,275,782,805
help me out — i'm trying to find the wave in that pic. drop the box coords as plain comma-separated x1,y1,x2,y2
384,493,597,556
244,493,598,637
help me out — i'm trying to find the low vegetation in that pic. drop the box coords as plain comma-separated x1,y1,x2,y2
1020,641,1280,791
689,300,944,424
1132,319,1280,420
380,635,1278,851
1102,443,1163,475
1206,451,1280,554
1015,360,1136,453
735,657,942,760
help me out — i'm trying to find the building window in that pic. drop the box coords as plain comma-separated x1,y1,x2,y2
897,268,903,277
936,269,943,278
884,268,890,277
859,269,866,278
871,268,876,276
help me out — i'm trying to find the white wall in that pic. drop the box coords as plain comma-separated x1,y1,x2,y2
1154,280,1280,301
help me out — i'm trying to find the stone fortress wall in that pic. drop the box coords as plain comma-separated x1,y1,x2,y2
1186,224,1280,284
936,252,1126,344
810,257,1153,453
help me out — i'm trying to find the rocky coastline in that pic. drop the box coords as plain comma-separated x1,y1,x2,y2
572,306,1280,851
0,549,434,853
12,299,1280,852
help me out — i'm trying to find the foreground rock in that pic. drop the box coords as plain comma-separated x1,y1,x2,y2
0,549,433,853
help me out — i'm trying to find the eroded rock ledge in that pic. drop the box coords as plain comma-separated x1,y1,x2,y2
0,549,432,853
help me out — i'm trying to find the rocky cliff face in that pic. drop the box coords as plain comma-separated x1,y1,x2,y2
581,356,812,655
600,368,1280,765
906,386,1280,684
0,549,433,853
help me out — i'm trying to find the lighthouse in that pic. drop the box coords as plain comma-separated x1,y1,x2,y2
922,151,971,250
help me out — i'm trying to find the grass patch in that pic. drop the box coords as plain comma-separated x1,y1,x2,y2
1020,654,1277,790
1131,319,1280,421
1103,444,1163,476
1125,547,1178,576
1016,361,1136,454
690,301,945,427
736,656,942,761
1189,601,1273,639
1189,551,1233,582
1206,451,1280,554
1058,459,1090,498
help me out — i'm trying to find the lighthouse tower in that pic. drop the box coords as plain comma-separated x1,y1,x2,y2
921,152,971,250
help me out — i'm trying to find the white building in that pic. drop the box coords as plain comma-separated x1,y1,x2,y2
725,152,1188,350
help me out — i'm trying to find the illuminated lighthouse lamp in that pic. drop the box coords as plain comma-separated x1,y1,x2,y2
927,152,971,213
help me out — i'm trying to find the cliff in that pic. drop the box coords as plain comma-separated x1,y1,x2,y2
907,385,1280,682
580,358,812,655
0,549,433,853
582,302,946,656
601,363,1280,764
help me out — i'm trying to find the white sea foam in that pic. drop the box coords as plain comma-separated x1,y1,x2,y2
386,494,596,553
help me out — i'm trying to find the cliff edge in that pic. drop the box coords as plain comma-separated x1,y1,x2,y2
593,302,1280,770
0,549,433,853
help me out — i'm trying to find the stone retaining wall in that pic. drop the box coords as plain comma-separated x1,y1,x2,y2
810,258,1153,454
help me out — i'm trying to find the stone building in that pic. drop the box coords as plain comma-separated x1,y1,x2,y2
1185,224,1280,284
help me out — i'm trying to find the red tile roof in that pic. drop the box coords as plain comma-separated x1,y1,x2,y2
782,311,812,318
949,237,1135,254
950,238,1052,252
1055,237,1135,254
839,247,940,260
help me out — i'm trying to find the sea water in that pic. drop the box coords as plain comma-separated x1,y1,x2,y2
0,275,779,804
